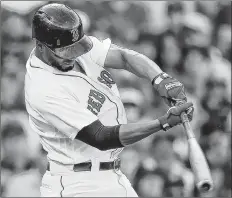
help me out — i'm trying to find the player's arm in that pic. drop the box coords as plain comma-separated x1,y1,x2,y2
38,91,192,151
104,44,187,106
105,44,163,80
76,102,193,150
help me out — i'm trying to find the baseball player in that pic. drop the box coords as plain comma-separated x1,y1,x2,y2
25,3,194,197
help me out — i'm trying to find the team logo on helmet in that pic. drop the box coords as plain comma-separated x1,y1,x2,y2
71,28,79,42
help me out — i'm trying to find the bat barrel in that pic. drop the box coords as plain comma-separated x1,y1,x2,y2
180,112,214,193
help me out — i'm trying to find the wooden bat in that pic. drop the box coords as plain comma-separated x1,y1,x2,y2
180,112,214,193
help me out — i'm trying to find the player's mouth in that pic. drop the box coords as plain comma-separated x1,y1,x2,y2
63,59,75,65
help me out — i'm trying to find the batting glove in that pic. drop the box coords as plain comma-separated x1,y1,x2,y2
158,102,194,131
152,72,187,107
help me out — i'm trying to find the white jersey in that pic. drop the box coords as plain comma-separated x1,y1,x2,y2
25,36,127,165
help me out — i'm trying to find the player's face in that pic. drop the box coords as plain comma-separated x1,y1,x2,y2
44,45,76,72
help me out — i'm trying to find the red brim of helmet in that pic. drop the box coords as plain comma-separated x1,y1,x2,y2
53,35,93,60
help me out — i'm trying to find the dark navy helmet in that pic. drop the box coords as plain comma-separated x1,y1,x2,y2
32,3,92,59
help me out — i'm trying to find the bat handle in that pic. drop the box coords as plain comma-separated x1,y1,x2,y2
174,101,195,139
180,112,195,139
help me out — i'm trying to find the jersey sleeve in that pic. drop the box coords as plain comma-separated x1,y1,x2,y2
38,95,98,140
88,36,111,67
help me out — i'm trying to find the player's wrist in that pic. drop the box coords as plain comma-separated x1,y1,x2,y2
158,115,171,131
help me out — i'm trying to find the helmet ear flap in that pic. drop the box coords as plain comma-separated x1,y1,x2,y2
38,44,43,52
36,40,44,52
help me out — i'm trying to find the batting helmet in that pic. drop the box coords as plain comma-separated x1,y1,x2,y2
32,3,93,59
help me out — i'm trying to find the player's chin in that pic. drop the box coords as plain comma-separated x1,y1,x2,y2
61,59,76,68
62,65,74,71
57,61,74,72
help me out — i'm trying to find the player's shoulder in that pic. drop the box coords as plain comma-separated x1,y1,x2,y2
87,36,111,55
88,36,111,46
82,36,111,67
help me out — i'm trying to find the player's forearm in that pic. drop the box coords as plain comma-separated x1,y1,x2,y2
76,103,193,150
119,119,162,146
122,50,163,81
76,119,163,150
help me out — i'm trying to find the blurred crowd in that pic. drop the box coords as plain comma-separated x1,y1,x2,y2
1,1,231,197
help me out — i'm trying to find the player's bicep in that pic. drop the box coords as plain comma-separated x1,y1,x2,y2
40,96,98,139
104,44,141,72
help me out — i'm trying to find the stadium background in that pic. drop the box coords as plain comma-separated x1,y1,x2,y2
1,1,231,197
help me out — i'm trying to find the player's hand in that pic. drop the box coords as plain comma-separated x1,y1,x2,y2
158,102,194,131
152,73,187,107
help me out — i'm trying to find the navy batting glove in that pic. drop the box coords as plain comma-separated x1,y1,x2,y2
158,102,194,131
152,73,187,107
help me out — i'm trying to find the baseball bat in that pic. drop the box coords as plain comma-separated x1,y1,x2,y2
180,112,214,193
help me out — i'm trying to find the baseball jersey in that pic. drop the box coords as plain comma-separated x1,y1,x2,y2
25,36,127,165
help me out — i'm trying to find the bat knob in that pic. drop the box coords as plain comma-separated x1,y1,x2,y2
197,180,214,193
201,183,210,191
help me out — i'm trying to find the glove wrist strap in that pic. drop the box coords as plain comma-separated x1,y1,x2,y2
151,72,171,87
158,115,171,131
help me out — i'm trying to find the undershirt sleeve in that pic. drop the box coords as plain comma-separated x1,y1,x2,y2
76,119,123,150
